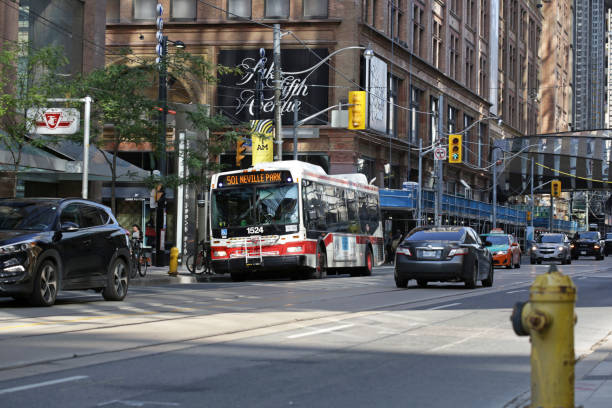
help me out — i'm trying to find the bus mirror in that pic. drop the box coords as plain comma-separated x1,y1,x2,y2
302,179,311,187
308,210,317,220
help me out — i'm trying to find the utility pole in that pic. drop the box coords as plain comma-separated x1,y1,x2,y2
435,95,444,226
293,103,298,160
549,193,554,232
530,157,534,228
417,139,423,226
273,24,283,161
492,147,498,229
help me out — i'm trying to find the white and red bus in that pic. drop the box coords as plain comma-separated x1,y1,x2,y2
209,161,385,281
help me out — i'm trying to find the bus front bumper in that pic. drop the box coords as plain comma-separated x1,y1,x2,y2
211,255,309,274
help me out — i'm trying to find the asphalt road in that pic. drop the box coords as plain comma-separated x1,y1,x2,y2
0,258,611,407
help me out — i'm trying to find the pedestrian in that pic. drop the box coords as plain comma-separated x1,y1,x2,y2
131,224,141,241
391,229,403,260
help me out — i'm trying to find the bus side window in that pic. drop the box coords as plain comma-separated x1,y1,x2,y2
358,193,368,233
367,193,379,233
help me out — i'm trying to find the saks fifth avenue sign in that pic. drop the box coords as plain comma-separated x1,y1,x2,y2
218,49,329,125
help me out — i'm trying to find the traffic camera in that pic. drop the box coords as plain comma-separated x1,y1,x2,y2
551,180,561,197
348,91,366,130
236,138,246,167
448,134,462,163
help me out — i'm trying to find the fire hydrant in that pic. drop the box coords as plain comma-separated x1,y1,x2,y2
511,264,577,408
168,247,179,276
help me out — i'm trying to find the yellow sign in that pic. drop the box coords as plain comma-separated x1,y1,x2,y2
251,119,274,165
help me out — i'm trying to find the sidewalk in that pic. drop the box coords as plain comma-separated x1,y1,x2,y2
129,263,224,286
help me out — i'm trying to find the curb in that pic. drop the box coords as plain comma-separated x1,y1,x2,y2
129,274,199,286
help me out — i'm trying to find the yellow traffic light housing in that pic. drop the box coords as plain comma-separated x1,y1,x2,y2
551,180,561,197
448,134,462,163
348,91,366,130
236,138,246,167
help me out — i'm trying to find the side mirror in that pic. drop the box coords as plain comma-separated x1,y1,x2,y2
60,221,79,232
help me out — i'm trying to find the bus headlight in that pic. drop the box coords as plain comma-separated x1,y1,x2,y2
286,246,303,253
213,250,227,257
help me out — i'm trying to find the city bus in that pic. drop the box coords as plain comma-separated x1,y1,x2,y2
209,161,385,281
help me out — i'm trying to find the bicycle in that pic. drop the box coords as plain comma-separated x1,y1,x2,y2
186,240,212,275
130,238,149,278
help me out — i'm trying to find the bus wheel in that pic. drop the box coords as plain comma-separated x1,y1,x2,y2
312,248,327,279
362,247,373,276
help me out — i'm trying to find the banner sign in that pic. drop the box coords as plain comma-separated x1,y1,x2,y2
251,119,274,165
27,108,80,134
218,49,329,125
368,56,388,133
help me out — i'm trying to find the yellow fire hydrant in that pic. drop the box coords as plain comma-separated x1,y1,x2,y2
168,247,179,276
511,264,577,408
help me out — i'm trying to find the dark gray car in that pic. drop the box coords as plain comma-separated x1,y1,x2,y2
530,233,572,265
394,226,493,289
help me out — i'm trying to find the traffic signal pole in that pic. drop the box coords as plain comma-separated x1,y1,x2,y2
435,95,444,226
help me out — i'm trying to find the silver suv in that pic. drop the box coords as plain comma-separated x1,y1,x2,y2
530,233,572,265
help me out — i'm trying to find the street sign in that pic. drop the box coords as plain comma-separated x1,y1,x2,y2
434,147,447,161
27,108,80,134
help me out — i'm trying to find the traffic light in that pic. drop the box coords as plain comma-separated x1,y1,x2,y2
448,134,462,163
527,211,532,221
236,138,246,167
348,91,366,129
551,179,561,197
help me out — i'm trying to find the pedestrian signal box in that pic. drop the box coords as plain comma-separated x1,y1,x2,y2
448,134,462,163
551,180,561,197
348,91,366,130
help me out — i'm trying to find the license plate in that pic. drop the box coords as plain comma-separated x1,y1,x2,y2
421,250,437,258
581,251,586,255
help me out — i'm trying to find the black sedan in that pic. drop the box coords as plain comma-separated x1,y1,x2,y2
394,226,493,289
571,231,604,260
0,198,131,306
604,233,612,256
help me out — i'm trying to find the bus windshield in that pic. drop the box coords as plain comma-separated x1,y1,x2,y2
212,184,298,228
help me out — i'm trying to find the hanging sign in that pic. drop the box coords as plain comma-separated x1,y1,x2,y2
27,108,80,135
368,56,388,133
251,119,274,165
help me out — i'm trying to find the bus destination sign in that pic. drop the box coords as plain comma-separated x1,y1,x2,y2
218,171,291,187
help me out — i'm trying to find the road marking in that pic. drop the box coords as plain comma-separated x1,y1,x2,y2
507,289,528,294
287,323,354,339
428,302,461,310
577,276,588,280
98,400,180,407
0,375,88,395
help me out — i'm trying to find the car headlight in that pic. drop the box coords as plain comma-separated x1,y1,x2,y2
558,246,565,251
594,245,600,249
531,246,538,251
0,241,34,255
570,244,575,248
495,251,506,256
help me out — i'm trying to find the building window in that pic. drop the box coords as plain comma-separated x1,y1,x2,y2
172,0,196,20
228,0,251,18
432,19,443,70
106,0,120,23
409,86,422,144
266,0,290,18
478,123,487,167
465,43,475,90
430,96,439,144
448,105,458,133
412,4,424,57
509,44,515,81
134,0,156,20
304,0,328,18
520,9,526,41
388,76,401,138
463,115,473,164
451,0,462,16
450,32,460,81
467,0,476,28
480,0,488,37
479,56,488,98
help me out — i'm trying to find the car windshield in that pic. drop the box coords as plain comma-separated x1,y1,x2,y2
536,234,563,243
405,229,463,241
482,235,508,245
576,232,598,240
0,202,57,231
606,233,612,239
212,184,298,228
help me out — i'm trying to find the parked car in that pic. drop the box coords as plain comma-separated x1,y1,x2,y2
394,226,493,289
604,233,612,256
0,198,131,306
571,231,604,260
530,233,572,265
480,232,521,269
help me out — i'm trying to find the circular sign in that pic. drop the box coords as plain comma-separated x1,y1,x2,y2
156,3,164,16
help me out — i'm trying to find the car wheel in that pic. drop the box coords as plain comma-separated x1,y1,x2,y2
530,258,536,265
573,255,579,260
482,263,494,287
362,247,373,276
395,272,408,288
28,260,58,307
506,259,514,269
311,248,327,279
537,259,542,265
515,256,521,268
464,262,478,289
102,258,128,301
417,279,428,288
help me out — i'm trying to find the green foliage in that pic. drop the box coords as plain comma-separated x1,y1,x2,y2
0,41,70,170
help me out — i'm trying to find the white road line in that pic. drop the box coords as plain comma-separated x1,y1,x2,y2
98,400,180,407
0,376,88,395
287,324,355,339
507,289,528,294
428,302,461,310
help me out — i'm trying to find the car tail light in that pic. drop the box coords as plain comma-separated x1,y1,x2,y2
396,247,412,256
448,247,468,257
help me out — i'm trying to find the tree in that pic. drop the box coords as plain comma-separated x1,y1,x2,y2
0,42,69,196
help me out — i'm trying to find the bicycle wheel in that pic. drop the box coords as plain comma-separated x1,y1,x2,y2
129,254,138,279
138,254,148,277
186,254,196,274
